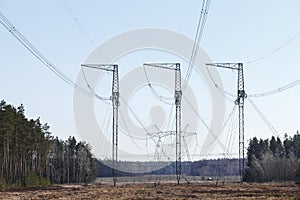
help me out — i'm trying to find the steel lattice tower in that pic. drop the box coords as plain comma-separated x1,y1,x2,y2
111,65,119,186
143,63,182,184
236,63,246,181
81,64,119,186
174,63,182,184
206,63,246,182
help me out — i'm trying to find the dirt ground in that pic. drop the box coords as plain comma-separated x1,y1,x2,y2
0,182,299,200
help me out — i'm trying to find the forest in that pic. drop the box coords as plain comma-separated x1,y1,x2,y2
244,133,300,183
0,100,97,189
2,100,300,189
97,159,239,178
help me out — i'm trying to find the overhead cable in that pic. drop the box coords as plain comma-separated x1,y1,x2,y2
142,66,174,104
183,0,211,90
248,78,300,97
247,98,279,138
60,0,96,47
0,10,110,102
246,31,300,64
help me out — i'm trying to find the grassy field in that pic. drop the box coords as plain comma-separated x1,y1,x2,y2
95,175,241,184
0,181,299,199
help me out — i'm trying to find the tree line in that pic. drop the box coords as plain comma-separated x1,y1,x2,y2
0,100,97,189
244,132,300,183
97,159,239,178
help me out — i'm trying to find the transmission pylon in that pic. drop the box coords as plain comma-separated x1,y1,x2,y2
143,63,182,184
206,63,246,182
148,127,174,163
81,64,119,186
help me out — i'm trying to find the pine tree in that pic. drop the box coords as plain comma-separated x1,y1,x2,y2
0,100,97,188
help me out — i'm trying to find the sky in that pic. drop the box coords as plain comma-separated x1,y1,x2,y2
0,0,300,161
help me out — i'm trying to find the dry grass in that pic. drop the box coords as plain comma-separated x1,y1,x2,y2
0,182,299,199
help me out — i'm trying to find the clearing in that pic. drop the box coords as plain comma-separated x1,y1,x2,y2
0,182,299,199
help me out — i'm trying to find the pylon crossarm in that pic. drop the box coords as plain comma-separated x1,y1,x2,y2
143,63,179,71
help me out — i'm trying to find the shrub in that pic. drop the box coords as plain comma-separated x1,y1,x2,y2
40,177,51,187
296,165,300,185
0,177,7,190
25,171,40,187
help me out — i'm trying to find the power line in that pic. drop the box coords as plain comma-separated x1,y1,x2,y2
95,103,112,156
248,77,300,97
0,10,110,102
244,31,300,97
60,0,96,47
81,67,92,90
246,31,300,64
183,94,231,157
119,109,147,150
0,11,84,93
247,98,279,138
81,66,112,103
206,66,236,100
225,107,238,154
142,65,174,104
206,61,300,98
120,96,151,135
183,0,211,90
60,0,109,62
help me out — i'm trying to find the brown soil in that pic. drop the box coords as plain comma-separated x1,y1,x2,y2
0,182,299,200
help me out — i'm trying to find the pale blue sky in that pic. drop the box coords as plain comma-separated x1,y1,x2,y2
0,1,299,159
